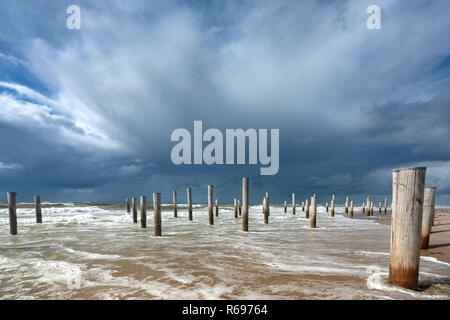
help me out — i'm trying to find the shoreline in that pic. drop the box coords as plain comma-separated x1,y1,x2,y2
378,209,450,264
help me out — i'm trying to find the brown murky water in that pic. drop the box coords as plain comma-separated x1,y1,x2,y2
0,203,449,299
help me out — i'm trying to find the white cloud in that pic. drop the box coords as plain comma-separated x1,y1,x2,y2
0,161,24,172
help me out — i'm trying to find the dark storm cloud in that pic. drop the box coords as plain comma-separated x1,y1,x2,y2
0,0,450,204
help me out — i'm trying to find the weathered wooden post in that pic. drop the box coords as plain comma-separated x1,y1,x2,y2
302,201,305,212
238,199,242,216
366,197,370,216
283,201,287,213
384,197,388,214
371,201,374,216
132,197,137,223
187,187,193,221
8,192,17,235
331,195,335,217
173,190,177,218
345,196,349,214
263,197,269,224
153,193,161,236
126,198,131,213
208,185,214,225
215,199,219,217
242,177,249,232
310,196,317,228
378,202,382,215
420,187,436,249
292,193,296,215
389,166,426,291
234,198,238,218
35,195,42,224
305,198,310,219
350,200,354,218
362,202,365,214
140,196,147,228
326,202,329,212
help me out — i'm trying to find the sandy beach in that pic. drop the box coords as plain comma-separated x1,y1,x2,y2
379,209,450,264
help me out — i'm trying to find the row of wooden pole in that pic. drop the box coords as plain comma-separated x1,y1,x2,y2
4,169,439,292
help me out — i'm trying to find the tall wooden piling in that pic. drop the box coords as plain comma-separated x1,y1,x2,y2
153,193,162,236
215,199,219,217
310,196,317,228
366,197,370,216
8,192,17,235
345,196,349,214
132,197,137,223
242,177,249,232
371,201,374,216
284,201,287,213
378,202,382,215
173,190,177,218
35,195,42,224
302,201,305,212
263,197,269,224
384,197,388,214
363,202,365,214
350,200,354,218
208,185,214,225
305,198,310,219
331,195,335,217
420,187,436,249
292,193,296,215
234,198,238,218
140,196,147,228
187,187,193,221
126,198,131,213
238,199,242,216
389,166,426,291
326,202,329,212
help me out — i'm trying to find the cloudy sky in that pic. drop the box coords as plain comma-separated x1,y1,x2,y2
0,0,449,205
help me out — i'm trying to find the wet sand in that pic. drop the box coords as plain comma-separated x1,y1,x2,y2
378,210,450,264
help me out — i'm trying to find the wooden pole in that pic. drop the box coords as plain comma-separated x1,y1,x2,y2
420,187,436,249
187,187,193,221
173,190,177,218
140,196,147,228
242,177,249,232
326,202,329,212
371,201,374,216
292,193,296,215
126,198,130,213
366,197,370,216
132,197,137,223
263,197,269,224
305,198,310,219
8,192,17,235
310,196,317,228
208,185,214,225
35,195,42,224
378,202,382,215
283,201,287,213
238,199,242,216
362,202,365,214
345,196,349,214
234,198,238,218
384,197,388,214
153,193,162,236
301,201,305,212
215,199,219,217
350,200,354,218
389,166,426,291
331,195,335,217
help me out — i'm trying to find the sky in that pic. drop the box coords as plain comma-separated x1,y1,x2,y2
0,0,449,205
